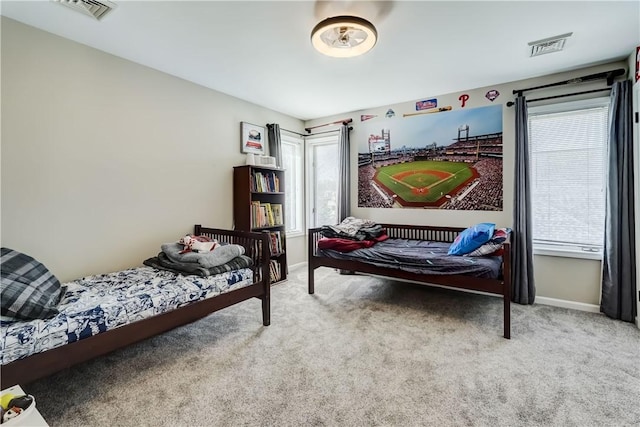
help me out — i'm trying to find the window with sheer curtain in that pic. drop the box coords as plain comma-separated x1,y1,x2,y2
306,134,339,228
528,98,609,258
281,133,304,235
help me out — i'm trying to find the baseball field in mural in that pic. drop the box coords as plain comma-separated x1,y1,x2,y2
374,160,478,205
358,104,503,210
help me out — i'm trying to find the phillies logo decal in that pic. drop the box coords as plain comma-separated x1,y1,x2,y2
360,114,377,122
485,90,500,102
458,94,470,108
415,98,437,111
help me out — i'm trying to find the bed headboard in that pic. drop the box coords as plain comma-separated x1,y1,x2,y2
379,224,465,243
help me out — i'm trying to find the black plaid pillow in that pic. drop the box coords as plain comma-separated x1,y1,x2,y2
1,248,65,320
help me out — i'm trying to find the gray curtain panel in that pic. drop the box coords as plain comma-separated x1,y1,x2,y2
337,124,351,222
512,95,536,304
267,123,282,168
601,80,637,322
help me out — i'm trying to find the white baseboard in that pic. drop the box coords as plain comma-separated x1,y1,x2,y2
535,296,600,313
288,262,306,271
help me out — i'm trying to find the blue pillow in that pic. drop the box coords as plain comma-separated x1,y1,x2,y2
447,223,496,256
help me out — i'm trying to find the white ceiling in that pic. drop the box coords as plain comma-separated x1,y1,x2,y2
2,1,639,120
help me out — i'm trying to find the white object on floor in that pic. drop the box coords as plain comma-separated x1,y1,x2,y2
0,385,49,427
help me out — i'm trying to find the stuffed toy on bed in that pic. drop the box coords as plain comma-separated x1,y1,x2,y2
178,235,220,254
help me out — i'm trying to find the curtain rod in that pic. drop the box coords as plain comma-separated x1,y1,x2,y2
305,128,341,136
304,118,353,133
506,87,611,107
280,127,307,137
511,68,625,96
267,124,307,137
305,126,354,137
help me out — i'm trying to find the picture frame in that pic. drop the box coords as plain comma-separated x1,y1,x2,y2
241,122,266,155
635,46,639,82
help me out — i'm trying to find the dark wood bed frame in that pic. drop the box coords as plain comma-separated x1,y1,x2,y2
1,225,271,387
308,224,512,339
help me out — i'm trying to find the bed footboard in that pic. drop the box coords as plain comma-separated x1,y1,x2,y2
308,224,511,339
195,225,271,326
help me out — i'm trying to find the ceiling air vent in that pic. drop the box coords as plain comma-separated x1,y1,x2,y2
52,0,117,21
528,32,573,57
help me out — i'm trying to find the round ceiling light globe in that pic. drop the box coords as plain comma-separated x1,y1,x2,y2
311,16,377,58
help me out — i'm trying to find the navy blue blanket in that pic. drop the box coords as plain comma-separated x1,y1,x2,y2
318,239,502,279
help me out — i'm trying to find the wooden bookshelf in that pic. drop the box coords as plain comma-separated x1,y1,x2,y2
233,165,287,283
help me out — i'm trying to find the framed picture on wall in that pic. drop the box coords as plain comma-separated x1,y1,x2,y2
241,122,266,155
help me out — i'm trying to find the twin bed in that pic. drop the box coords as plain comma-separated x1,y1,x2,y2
1,226,271,387
308,223,512,339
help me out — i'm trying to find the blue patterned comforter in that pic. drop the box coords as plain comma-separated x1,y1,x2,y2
0,266,253,365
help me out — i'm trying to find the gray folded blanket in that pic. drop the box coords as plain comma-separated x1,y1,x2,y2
144,253,253,277
161,243,245,268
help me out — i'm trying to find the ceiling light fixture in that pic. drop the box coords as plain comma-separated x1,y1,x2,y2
311,16,377,58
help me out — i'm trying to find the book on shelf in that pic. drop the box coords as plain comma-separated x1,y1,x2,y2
269,232,278,255
251,171,261,192
251,201,268,228
267,230,283,255
269,259,281,282
271,204,283,225
277,230,283,253
251,202,282,229
250,201,260,228
253,172,261,192
251,170,280,193
267,173,275,193
263,203,275,226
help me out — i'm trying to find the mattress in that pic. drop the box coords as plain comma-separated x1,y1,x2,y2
0,266,253,365
318,238,502,279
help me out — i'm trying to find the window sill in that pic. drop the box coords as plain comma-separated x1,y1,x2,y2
533,246,603,261
286,231,305,239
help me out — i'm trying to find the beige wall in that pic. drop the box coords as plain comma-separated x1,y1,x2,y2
534,256,601,305
1,18,305,282
305,60,629,306
285,235,306,268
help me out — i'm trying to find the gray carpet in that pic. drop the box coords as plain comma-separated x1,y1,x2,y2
24,265,640,426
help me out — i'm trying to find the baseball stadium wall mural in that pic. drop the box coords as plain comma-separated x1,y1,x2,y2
357,104,503,211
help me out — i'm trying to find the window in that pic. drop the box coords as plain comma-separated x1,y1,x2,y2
528,98,609,259
307,134,340,228
281,133,304,236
